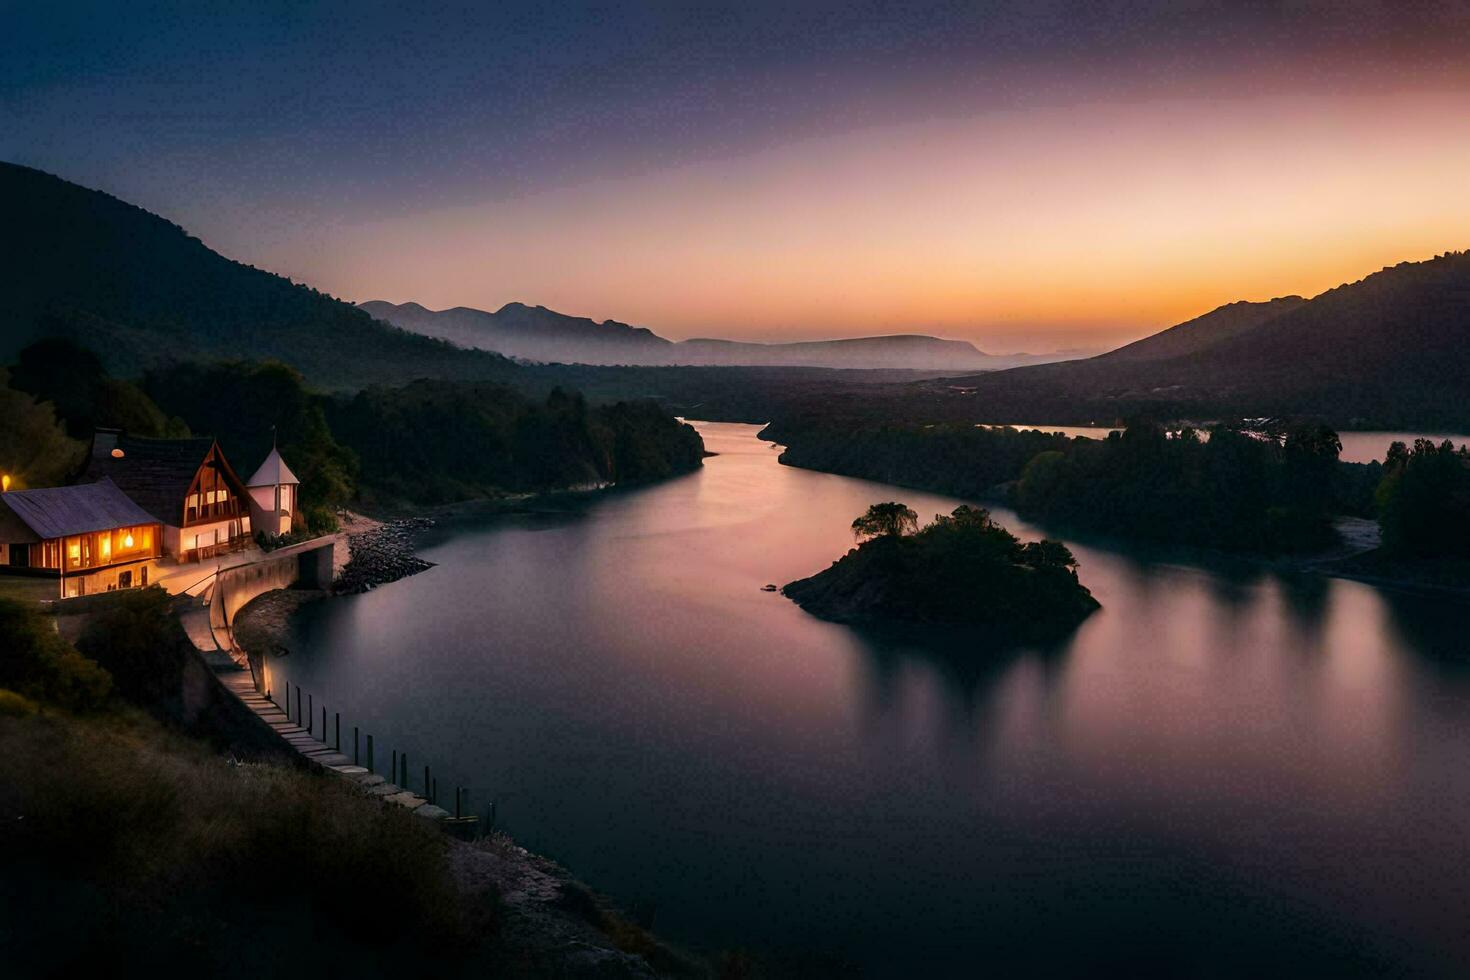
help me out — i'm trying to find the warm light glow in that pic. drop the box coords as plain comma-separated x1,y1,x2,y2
111,448,125,458
124,533,135,548
1,475,9,492
292,90,1470,351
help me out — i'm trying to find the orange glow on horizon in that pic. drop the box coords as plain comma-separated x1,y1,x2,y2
269,89,1470,352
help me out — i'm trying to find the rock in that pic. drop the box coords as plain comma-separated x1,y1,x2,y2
760,583,778,592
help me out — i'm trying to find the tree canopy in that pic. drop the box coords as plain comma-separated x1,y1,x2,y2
852,502,919,540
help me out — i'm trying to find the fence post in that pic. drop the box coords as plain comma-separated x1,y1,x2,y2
424,765,430,799
391,749,397,785
321,705,326,744
308,694,314,734
354,727,360,765
284,680,290,719
367,735,374,773
296,686,301,727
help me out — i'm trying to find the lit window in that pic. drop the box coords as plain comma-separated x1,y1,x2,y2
100,535,111,558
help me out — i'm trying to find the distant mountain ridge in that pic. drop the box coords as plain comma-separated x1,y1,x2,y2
359,299,1094,371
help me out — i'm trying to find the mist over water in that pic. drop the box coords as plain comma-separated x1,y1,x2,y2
273,422,1470,976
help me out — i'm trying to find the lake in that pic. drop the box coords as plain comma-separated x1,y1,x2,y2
988,423,1470,464
271,421,1470,976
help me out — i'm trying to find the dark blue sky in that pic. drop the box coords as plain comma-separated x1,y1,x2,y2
5,2,1469,347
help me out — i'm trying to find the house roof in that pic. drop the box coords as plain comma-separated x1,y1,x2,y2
83,434,223,525
0,479,158,541
246,448,301,487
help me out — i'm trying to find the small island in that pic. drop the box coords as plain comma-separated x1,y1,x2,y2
783,502,1100,638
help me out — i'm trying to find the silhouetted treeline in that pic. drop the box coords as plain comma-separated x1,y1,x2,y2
767,420,1075,498
1376,439,1470,558
1013,422,1351,552
773,419,1387,554
326,380,705,506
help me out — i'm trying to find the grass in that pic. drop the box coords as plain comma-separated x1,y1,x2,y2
0,704,501,975
0,575,59,603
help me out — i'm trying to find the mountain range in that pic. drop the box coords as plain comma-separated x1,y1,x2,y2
4,160,1469,427
358,299,1094,371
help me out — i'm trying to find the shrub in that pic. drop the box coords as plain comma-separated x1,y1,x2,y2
0,688,38,717
304,503,341,535
74,587,186,706
0,597,112,711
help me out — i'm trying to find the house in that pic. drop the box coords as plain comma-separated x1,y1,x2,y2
84,430,254,562
0,478,163,597
245,447,301,537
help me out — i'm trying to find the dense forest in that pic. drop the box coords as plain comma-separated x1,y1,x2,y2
1,342,705,520
326,380,706,506
766,419,1074,498
772,419,1388,555
1011,423,1351,553
783,503,1099,636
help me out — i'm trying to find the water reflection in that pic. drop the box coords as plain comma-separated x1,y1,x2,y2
272,422,1470,977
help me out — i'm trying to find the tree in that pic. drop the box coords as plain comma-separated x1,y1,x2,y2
1375,438,1470,557
852,502,918,540
0,372,85,489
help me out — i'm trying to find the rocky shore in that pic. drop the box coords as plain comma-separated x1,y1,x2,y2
334,517,437,594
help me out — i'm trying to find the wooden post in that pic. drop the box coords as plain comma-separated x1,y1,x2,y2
284,680,290,719
354,727,360,765
424,765,430,799
307,693,313,733
391,749,397,785
367,735,374,773
295,686,301,727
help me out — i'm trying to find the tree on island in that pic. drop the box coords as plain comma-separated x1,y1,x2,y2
786,503,1098,635
852,501,918,540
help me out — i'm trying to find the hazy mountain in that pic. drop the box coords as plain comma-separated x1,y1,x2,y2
357,300,670,365
0,162,515,389
360,299,1094,370
936,251,1470,427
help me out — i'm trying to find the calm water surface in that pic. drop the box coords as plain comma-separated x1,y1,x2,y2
275,422,1470,976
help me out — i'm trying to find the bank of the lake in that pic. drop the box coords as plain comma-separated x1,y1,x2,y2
260,421,1470,978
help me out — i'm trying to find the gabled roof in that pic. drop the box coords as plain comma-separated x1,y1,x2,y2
83,434,230,525
247,448,301,487
0,478,158,541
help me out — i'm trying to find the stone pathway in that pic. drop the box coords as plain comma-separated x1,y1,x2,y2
217,670,450,825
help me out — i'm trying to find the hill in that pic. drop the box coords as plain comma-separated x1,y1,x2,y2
928,252,1470,428
361,299,1091,371
1096,296,1306,363
0,163,516,390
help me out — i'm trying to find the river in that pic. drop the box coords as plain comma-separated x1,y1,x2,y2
271,421,1470,976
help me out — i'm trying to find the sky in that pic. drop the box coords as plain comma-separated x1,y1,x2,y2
4,1,1470,352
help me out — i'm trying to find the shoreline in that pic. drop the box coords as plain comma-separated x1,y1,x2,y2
231,516,706,977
